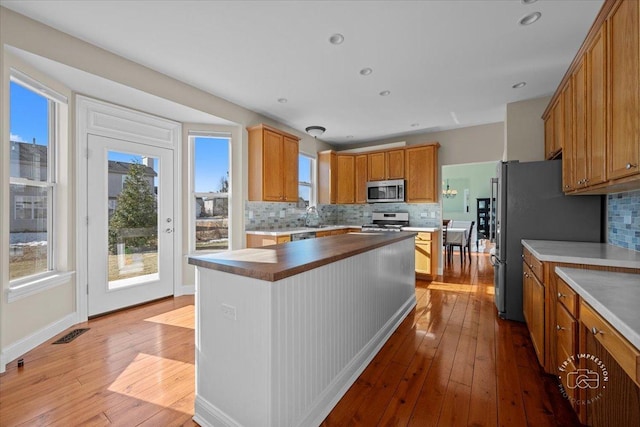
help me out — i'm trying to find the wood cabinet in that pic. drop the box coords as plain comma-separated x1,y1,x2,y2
367,149,405,181
355,155,368,204
405,143,439,203
336,155,355,204
246,234,291,248
318,151,337,204
248,124,300,202
607,0,640,180
415,232,437,278
544,0,640,194
523,254,545,367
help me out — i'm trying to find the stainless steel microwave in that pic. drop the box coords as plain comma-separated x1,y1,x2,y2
366,179,405,203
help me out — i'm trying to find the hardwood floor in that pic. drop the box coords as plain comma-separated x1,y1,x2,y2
0,253,580,426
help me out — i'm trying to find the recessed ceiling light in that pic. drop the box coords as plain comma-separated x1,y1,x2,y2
519,11,541,26
379,90,391,96
410,123,419,127
346,135,354,139
512,81,527,89
277,98,288,103
521,0,538,4
329,33,344,45
360,67,373,76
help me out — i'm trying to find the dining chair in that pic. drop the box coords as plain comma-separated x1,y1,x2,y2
448,221,475,263
462,221,475,261
442,219,451,262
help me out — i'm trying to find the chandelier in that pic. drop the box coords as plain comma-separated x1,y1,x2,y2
442,179,458,199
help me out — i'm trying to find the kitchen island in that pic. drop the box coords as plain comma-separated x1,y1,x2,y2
188,232,417,427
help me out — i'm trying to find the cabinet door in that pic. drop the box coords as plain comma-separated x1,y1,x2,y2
553,96,563,158
523,263,532,325
607,0,640,180
405,145,437,203
530,272,545,367
263,129,284,201
282,136,299,201
544,113,554,160
336,155,355,204
574,59,588,187
318,151,337,204
562,81,575,192
415,239,433,276
386,149,405,179
368,152,386,181
355,154,368,204
587,26,607,187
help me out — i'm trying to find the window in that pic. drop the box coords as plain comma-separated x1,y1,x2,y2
298,154,315,207
189,133,231,252
8,73,66,283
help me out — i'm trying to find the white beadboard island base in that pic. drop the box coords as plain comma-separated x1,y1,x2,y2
190,234,416,427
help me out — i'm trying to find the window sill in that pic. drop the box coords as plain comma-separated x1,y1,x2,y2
7,271,75,303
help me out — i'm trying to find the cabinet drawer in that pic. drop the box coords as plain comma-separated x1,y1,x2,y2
315,230,332,238
529,254,544,282
522,247,532,266
556,302,577,359
557,278,578,317
580,301,640,387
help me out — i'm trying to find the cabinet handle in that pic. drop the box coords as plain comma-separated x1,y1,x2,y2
523,272,529,278
556,325,565,331
584,178,590,183
558,292,565,298
591,327,604,335
626,163,638,170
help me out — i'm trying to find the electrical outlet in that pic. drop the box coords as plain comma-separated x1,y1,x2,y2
431,212,436,218
420,212,428,218
269,212,276,217
624,215,632,225
221,303,236,320
280,210,286,218
248,211,254,219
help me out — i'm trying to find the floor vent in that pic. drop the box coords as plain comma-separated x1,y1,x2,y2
53,328,90,344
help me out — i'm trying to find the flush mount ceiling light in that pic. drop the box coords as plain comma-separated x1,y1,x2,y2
329,33,344,45
277,98,288,103
346,135,354,139
379,90,391,96
521,0,538,4
519,11,541,26
512,81,527,89
305,126,326,138
360,67,373,76
410,123,419,127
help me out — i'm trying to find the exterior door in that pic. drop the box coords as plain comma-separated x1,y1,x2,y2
87,134,174,316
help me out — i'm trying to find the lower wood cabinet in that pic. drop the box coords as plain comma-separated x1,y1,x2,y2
246,234,291,248
523,261,545,366
415,232,437,279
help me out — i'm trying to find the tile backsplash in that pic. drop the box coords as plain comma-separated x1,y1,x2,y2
607,189,640,252
245,201,441,230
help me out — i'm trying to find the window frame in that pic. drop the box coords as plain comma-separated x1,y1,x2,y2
8,70,68,293
298,153,316,207
188,131,232,254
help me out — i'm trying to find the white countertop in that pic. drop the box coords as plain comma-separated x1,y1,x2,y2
521,240,640,269
555,267,640,351
247,225,439,236
246,225,360,236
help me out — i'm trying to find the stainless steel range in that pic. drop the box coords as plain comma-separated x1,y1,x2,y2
361,212,409,232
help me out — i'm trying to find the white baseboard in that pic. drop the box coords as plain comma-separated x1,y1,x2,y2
194,396,242,427
0,312,78,373
175,284,195,296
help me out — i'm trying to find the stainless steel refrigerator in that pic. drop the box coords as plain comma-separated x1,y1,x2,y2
491,160,603,321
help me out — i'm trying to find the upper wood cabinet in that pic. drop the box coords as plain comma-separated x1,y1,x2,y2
318,150,337,204
367,149,405,181
607,0,640,180
248,124,300,202
544,0,640,194
405,143,440,203
355,154,368,204
336,154,355,204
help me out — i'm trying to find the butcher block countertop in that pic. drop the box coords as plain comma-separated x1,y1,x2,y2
189,231,417,282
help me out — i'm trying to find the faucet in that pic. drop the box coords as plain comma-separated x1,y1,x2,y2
305,206,320,227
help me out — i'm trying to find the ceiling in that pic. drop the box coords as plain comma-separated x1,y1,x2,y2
1,0,604,145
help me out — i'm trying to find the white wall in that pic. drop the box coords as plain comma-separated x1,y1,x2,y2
504,96,551,162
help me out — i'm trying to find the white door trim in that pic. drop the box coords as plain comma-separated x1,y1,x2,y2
76,95,182,321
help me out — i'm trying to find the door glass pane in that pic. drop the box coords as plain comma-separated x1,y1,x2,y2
107,152,159,288
9,184,49,280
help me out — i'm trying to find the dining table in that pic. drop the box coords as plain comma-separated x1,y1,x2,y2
446,227,469,246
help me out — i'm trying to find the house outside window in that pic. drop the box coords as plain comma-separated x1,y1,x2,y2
8,75,66,282
298,154,315,207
